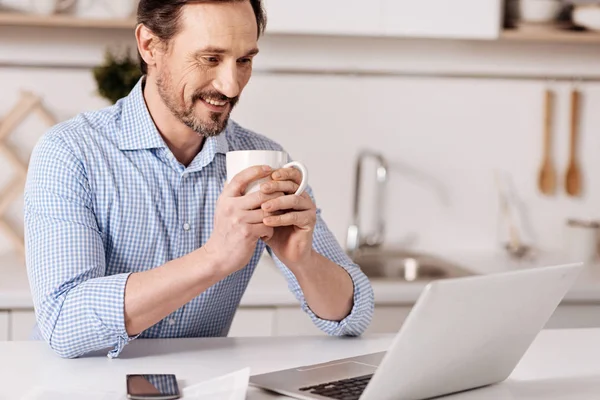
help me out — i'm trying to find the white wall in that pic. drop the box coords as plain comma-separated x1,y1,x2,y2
233,73,600,254
1,27,600,257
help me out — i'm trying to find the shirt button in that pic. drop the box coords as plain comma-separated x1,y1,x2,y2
169,318,176,326
183,223,191,231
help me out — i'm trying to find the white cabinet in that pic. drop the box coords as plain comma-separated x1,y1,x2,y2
546,304,600,329
263,0,502,39
272,306,413,336
366,306,412,334
229,308,275,337
263,0,382,36
382,0,504,39
10,310,36,341
0,312,8,341
382,0,502,39
273,307,324,336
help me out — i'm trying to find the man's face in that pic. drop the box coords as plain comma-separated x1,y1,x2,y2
154,1,258,137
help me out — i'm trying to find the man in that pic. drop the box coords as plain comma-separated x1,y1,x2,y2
24,0,374,359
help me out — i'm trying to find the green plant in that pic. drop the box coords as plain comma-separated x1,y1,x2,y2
93,50,142,104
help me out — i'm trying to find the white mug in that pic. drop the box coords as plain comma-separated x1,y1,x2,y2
226,150,308,195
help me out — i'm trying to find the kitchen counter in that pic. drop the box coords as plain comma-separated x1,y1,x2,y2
246,249,600,305
2,249,600,310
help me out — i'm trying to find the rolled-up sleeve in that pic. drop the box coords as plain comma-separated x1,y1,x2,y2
267,185,375,336
24,133,136,359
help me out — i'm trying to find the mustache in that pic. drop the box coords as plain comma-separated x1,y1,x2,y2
192,91,238,104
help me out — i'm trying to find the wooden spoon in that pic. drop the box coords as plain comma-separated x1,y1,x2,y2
565,88,582,197
538,89,556,196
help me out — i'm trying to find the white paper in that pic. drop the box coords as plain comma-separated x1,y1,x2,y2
182,367,250,400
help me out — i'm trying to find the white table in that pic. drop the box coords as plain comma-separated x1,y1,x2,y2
1,329,599,400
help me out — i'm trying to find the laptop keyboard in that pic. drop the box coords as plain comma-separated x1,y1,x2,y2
298,374,373,400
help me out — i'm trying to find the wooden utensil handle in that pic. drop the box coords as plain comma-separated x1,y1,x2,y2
570,89,580,160
544,89,553,158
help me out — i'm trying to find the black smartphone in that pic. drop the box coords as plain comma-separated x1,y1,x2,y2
126,374,181,400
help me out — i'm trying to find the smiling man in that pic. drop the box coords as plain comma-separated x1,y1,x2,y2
24,0,374,359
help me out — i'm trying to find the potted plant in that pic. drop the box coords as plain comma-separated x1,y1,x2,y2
93,49,142,104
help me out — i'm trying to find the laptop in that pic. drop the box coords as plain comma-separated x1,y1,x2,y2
250,262,583,400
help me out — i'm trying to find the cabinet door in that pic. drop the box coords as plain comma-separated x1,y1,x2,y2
382,0,502,39
273,307,325,336
229,308,275,337
0,312,8,341
545,304,600,329
366,306,412,334
263,0,382,36
10,310,36,341
273,306,413,336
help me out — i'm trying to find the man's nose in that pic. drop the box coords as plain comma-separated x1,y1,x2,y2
213,63,240,99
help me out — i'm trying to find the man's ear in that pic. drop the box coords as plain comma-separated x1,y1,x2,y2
136,24,159,70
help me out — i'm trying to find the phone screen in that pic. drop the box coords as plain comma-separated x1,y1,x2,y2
126,374,180,399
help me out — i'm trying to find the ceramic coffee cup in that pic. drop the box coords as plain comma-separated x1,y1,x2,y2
226,150,308,195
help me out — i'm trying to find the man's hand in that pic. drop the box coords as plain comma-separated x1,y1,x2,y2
204,165,283,274
259,167,317,267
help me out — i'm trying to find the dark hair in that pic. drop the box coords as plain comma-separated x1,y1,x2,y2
137,0,267,75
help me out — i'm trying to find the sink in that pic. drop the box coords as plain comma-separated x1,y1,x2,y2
349,249,475,282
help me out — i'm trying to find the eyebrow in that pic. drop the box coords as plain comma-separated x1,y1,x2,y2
195,47,259,57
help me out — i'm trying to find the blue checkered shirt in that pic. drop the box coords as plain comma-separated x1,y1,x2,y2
24,78,374,359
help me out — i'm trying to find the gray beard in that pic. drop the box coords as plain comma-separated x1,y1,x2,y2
156,72,232,138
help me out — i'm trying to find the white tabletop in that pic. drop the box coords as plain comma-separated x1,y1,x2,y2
1,328,599,400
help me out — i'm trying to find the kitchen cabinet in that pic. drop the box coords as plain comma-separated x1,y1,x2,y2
229,308,275,337
366,306,412,334
0,302,599,341
273,307,324,336
381,0,503,39
10,310,36,341
546,304,600,329
237,303,600,337
263,0,502,39
263,0,382,36
271,306,413,336
0,312,9,341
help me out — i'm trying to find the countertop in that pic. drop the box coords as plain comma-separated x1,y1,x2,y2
2,249,600,310
1,328,599,399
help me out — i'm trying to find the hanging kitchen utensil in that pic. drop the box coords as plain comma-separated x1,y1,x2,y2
494,171,535,260
565,86,582,197
538,88,556,196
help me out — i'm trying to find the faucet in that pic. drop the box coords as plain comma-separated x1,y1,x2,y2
346,149,389,257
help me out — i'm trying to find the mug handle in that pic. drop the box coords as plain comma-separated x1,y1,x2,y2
282,161,308,195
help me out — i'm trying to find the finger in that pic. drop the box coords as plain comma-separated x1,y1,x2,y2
272,167,302,185
240,209,270,224
239,190,285,210
224,165,273,197
252,223,274,241
299,191,312,202
260,180,299,195
264,210,316,229
262,194,312,213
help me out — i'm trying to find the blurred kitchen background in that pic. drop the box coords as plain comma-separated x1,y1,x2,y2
1,0,600,340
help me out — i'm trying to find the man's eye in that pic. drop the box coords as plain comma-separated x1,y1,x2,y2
204,57,219,63
238,58,252,64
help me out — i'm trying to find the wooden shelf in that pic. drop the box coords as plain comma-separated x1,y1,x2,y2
501,23,600,44
1,12,600,44
0,12,136,29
